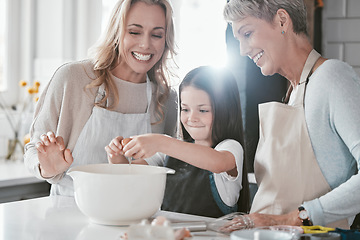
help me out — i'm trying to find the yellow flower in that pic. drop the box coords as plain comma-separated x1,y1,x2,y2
1,79,41,159
19,80,41,95
32,81,40,94
23,133,31,145
19,80,27,87
27,87,35,94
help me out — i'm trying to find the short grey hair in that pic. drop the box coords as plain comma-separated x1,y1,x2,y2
223,0,308,36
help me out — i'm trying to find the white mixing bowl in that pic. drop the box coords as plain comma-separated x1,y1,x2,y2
68,163,174,226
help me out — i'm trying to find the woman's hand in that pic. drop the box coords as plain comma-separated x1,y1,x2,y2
105,136,129,164
36,131,73,178
248,210,301,227
218,210,301,233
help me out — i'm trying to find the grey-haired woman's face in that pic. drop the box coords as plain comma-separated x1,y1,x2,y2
232,16,287,77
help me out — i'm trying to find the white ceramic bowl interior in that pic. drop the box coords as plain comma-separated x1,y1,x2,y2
68,163,174,226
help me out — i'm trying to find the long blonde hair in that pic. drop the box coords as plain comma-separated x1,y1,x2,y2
88,0,176,124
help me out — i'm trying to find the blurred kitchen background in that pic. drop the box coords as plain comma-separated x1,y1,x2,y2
0,0,359,202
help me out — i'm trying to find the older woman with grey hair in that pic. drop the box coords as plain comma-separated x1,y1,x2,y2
223,0,360,229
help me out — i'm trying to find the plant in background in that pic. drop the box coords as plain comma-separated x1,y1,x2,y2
0,80,40,159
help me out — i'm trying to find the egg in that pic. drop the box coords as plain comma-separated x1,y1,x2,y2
121,138,132,147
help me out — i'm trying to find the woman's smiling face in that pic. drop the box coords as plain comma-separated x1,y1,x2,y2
180,86,213,146
120,2,166,76
232,16,285,76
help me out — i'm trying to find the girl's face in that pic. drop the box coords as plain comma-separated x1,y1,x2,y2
119,2,166,80
180,86,213,147
232,16,285,76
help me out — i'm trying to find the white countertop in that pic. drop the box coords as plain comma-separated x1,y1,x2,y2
0,196,230,240
0,159,44,187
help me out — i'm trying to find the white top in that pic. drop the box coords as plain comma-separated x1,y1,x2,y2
145,139,244,207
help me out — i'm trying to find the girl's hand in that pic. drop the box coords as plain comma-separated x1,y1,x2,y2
123,134,166,160
36,131,73,178
105,136,129,164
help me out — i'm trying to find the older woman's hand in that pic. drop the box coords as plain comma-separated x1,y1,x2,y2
248,209,301,227
217,209,302,233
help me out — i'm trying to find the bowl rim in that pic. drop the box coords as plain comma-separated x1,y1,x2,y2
67,163,175,176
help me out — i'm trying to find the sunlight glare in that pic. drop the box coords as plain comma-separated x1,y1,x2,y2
177,0,228,80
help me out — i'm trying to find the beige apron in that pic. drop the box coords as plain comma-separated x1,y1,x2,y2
250,50,348,228
51,77,152,196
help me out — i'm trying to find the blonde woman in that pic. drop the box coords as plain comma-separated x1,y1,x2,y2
24,0,177,196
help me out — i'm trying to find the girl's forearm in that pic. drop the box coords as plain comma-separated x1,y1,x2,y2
157,136,235,173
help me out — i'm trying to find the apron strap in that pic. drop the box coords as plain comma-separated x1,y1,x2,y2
291,49,321,107
299,49,321,85
144,75,152,114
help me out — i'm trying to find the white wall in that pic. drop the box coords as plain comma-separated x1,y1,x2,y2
322,0,360,76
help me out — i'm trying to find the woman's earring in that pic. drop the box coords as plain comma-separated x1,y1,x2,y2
281,30,285,34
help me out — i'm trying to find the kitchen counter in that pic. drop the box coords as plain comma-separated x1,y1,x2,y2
0,159,50,203
0,196,230,240
0,159,41,187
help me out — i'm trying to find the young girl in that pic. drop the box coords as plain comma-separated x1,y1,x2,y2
106,66,250,218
